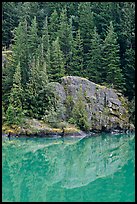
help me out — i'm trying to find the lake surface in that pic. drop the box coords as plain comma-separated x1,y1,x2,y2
2,133,135,202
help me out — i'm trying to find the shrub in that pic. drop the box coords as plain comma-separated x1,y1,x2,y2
71,99,90,131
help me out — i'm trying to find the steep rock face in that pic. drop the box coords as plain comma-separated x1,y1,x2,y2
46,76,133,131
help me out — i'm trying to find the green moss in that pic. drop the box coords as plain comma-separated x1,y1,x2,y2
103,107,110,115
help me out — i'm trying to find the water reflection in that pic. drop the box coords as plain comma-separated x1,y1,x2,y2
2,133,135,202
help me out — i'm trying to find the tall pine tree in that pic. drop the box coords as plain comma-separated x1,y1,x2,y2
6,62,24,124
49,9,59,43
58,7,73,74
28,16,39,61
70,29,84,77
12,19,29,87
102,21,124,90
86,27,103,83
49,37,65,82
78,2,94,68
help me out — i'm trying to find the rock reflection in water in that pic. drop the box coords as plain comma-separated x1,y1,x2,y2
2,133,135,202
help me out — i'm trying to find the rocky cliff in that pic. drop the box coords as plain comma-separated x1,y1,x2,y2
45,76,134,132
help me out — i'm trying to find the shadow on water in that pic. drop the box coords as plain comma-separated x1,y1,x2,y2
2,133,135,202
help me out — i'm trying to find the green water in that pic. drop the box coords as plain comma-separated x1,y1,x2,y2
2,133,135,202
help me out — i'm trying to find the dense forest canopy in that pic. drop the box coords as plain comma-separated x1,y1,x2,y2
2,2,135,126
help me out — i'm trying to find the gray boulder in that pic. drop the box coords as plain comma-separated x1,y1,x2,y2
45,76,134,132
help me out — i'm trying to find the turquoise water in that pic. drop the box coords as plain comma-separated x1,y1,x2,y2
2,133,135,202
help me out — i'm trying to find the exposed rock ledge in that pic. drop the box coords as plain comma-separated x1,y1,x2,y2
45,76,134,132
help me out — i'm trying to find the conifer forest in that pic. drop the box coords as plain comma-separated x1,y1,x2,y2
2,2,135,127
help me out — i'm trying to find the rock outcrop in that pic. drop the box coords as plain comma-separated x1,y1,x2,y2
45,76,134,132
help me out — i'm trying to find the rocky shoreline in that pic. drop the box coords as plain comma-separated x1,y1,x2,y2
2,125,134,140
2,76,135,139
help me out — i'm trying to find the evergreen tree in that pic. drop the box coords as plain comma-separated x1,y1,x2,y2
2,2,20,47
25,56,48,118
70,29,84,76
90,2,112,39
102,21,124,90
121,3,135,100
49,37,65,82
25,58,42,117
86,27,103,83
42,16,50,57
58,7,73,74
6,62,24,124
78,2,94,66
41,16,51,74
2,52,15,110
36,40,49,88
28,16,39,61
12,19,29,87
10,61,23,109
49,9,59,43
123,47,135,100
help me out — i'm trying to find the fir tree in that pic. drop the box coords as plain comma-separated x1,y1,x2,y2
102,21,124,90
123,47,135,100
42,16,50,58
86,27,103,83
78,2,94,66
12,19,29,86
6,62,24,124
58,7,73,74
49,9,59,43
70,29,84,77
49,37,65,82
28,16,39,61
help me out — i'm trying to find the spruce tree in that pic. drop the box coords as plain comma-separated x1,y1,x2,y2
6,62,24,124
25,55,49,118
78,2,94,67
28,16,39,61
58,7,73,74
123,47,135,100
70,29,84,77
87,27,103,83
49,37,65,82
42,16,50,58
12,19,29,86
25,58,42,117
49,9,59,43
121,3,135,100
102,21,124,90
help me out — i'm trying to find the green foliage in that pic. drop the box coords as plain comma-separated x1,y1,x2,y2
49,9,59,43
28,16,39,60
2,2,20,47
58,7,74,73
6,104,24,125
6,62,24,125
2,2,135,128
42,16,50,58
48,37,65,82
70,29,84,76
71,100,90,131
86,27,103,83
2,104,6,124
12,19,30,87
129,96,135,125
102,21,124,91
69,88,90,131
78,2,94,66
43,100,65,128
123,48,135,100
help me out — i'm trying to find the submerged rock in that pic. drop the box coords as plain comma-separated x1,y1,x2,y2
45,76,134,132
